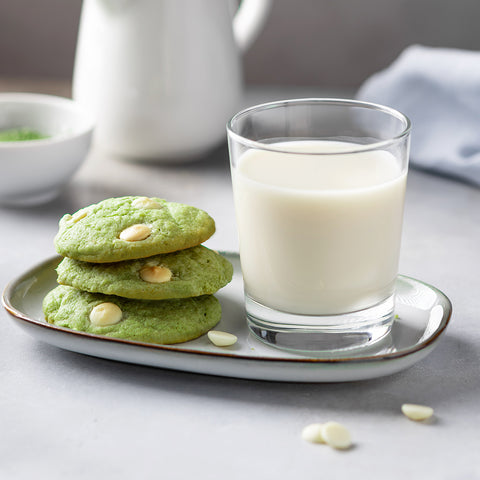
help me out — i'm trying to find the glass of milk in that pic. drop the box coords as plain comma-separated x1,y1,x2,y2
227,98,411,352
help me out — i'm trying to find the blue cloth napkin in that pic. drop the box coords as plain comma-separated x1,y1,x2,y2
357,44,480,186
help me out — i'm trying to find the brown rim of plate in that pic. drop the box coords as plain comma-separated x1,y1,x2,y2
1,254,452,364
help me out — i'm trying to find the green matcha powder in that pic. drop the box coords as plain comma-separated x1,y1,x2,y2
0,128,49,142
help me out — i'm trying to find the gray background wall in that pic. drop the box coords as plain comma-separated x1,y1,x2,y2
1,0,480,88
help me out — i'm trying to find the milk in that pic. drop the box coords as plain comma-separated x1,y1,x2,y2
232,140,407,315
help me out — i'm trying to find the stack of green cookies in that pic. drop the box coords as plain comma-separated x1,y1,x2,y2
43,196,233,345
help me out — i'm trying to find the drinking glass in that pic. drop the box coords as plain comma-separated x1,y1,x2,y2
227,98,411,352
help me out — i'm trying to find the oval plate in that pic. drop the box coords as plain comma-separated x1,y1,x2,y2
2,253,452,382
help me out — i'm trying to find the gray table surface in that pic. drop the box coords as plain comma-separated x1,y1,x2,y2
1,85,479,480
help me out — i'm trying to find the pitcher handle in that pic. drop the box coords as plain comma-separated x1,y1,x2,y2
233,0,273,52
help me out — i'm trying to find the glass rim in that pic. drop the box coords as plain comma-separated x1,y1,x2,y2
226,98,411,155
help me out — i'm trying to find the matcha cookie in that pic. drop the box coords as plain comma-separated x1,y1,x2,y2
43,285,221,345
56,245,233,300
54,196,216,263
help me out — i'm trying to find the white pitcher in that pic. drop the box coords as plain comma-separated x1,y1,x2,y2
73,0,272,162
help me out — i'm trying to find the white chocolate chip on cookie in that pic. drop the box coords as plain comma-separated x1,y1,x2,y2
207,330,238,347
132,197,162,209
119,224,152,241
401,404,434,421
89,302,123,326
301,423,326,444
140,265,173,283
72,210,88,222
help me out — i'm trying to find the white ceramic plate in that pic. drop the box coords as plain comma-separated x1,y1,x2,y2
2,253,452,382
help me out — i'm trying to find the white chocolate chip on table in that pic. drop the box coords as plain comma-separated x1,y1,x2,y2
89,302,123,326
301,423,325,444
302,421,352,450
207,330,238,347
302,404,434,450
321,421,352,449
140,265,173,283
401,404,434,421
119,224,152,242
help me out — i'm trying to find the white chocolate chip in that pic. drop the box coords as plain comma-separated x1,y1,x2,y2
401,404,434,421
321,422,352,450
132,197,162,209
119,224,152,242
89,302,123,326
140,265,172,283
301,423,326,444
72,210,88,222
207,330,238,347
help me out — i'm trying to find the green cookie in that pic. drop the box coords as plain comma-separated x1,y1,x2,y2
54,196,216,263
43,285,221,345
56,246,233,300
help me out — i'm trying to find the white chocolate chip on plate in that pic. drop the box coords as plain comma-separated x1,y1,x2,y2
301,423,326,444
401,404,434,421
140,265,172,283
119,224,152,242
89,302,123,326
132,197,162,209
321,422,352,450
207,330,238,347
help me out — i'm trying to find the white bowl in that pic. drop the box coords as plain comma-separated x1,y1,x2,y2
0,93,94,206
